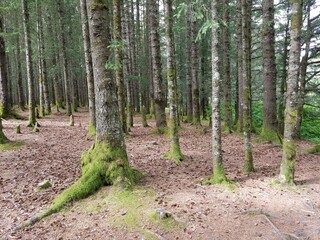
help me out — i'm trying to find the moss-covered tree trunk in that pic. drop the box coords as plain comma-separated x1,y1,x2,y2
113,0,127,134
242,0,254,174
80,0,96,134
261,0,277,141
222,0,232,133
279,0,303,185
209,0,229,183
22,0,36,127
0,16,10,118
16,0,139,230
149,0,167,128
165,0,183,163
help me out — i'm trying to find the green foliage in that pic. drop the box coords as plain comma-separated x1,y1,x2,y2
300,106,320,143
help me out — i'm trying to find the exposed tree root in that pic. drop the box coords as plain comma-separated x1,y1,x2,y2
12,142,142,232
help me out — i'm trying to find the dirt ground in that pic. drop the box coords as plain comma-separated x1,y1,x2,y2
1,109,320,240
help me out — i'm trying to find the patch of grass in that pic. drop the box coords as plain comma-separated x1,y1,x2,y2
149,212,181,230
151,126,169,135
202,177,237,190
0,141,24,151
306,145,320,154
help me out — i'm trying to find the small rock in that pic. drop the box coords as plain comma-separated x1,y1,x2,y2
151,141,158,145
156,208,172,219
37,180,51,190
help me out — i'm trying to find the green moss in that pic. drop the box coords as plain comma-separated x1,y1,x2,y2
306,144,320,154
259,126,280,143
203,161,235,189
87,122,96,138
0,103,5,117
164,143,183,164
90,2,106,11
0,141,24,151
44,142,139,214
149,212,180,230
243,149,255,174
152,126,169,135
279,140,296,185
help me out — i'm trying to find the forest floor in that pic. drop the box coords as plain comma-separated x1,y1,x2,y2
1,109,320,240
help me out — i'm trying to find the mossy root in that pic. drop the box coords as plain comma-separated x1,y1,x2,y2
13,142,142,231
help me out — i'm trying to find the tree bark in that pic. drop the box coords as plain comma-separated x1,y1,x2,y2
22,0,36,126
149,0,167,128
186,6,193,123
80,0,96,129
165,0,183,162
0,16,10,118
236,0,243,132
57,0,72,116
208,0,229,183
279,0,303,185
261,0,277,141
223,0,232,133
242,0,254,173
112,0,127,134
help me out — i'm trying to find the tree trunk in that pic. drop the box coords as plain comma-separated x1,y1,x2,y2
22,0,36,127
190,10,200,125
279,0,303,185
208,0,229,183
261,0,277,141
15,16,25,111
80,0,96,130
165,0,183,162
0,16,10,118
242,0,254,173
186,6,193,123
278,4,290,136
112,0,127,134
236,0,243,132
149,1,167,128
57,0,72,116
295,1,312,139
223,0,232,133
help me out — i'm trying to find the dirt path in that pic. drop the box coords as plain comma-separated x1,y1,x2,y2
1,110,319,239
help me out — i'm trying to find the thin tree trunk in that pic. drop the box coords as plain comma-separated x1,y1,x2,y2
242,0,254,173
186,6,193,123
149,0,167,128
165,0,183,162
279,0,303,185
236,0,243,132
0,16,10,118
209,0,229,183
261,0,277,141
80,0,96,130
223,0,232,133
278,4,290,136
112,0,127,134
57,0,72,116
22,0,36,126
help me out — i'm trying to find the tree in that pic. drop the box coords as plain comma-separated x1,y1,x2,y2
80,0,96,134
0,15,10,118
21,0,36,127
242,0,254,173
17,0,140,229
222,0,232,133
112,0,127,134
261,0,277,141
165,0,183,162
279,0,303,185
57,0,72,116
149,0,167,128
207,0,229,184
